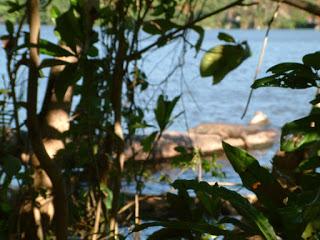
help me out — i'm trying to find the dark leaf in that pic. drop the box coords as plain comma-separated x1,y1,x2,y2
218,32,235,43
172,180,278,240
1,154,21,177
5,20,14,35
55,8,82,51
154,95,180,131
252,63,318,89
141,131,158,152
191,25,204,53
303,51,320,70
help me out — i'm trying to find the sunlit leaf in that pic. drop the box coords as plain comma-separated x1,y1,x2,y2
200,42,250,84
281,114,320,152
222,142,286,209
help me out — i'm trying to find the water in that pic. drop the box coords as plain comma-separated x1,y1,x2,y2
123,29,319,196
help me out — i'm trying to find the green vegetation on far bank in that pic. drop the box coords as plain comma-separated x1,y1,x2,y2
0,0,319,29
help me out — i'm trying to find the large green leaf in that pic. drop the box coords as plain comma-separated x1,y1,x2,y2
281,114,320,152
172,180,278,240
200,42,250,84
222,142,286,209
55,8,82,52
252,62,318,89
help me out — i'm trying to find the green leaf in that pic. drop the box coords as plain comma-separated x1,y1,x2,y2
143,19,179,35
172,180,278,240
222,142,286,208
39,59,70,69
1,154,21,177
141,131,158,152
20,39,75,57
281,114,320,152
303,51,320,70
100,184,113,210
7,1,25,13
200,42,251,84
5,20,14,35
39,39,75,57
297,156,320,172
267,62,308,74
154,95,180,131
55,62,81,101
252,63,318,89
218,32,235,43
191,25,204,53
50,5,61,20
55,8,82,51
0,89,10,95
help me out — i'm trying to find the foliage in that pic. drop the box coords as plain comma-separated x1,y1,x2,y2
1,0,320,239
135,51,320,239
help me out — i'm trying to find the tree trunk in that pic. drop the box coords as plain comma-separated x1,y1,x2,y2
26,0,68,239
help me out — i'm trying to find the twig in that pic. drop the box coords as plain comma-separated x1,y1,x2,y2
241,1,282,119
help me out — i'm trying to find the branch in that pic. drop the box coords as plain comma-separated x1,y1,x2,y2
273,0,320,17
129,0,245,60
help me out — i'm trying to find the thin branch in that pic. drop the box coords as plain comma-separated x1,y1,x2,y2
241,1,281,119
128,0,245,60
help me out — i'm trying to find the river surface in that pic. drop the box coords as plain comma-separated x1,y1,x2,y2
0,26,319,237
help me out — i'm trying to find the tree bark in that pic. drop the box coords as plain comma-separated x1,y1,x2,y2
27,0,68,239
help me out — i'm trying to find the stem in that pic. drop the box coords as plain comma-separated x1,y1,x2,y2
92,199,102,240
109,0,126,237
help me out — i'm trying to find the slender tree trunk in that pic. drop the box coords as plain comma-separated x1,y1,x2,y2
26,0,68,239
109,0,126,237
